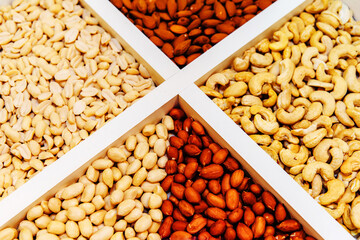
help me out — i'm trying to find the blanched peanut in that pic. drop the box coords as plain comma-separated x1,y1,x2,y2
0,110,171,239
0,0,155,201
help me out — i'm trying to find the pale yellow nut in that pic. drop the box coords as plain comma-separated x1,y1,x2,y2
248,72,276,96
65,220,80,238
305,0,328,13
117,199,136,216
319,179,345,205
124,208,142,223
350,203,360,228
134,214,152,233
61,182,84,200
302,161,335,182
223,82,247,98
324,202,346,220
205,73,229,89
279,145,309,167
89,226,114,240
250,52,273,68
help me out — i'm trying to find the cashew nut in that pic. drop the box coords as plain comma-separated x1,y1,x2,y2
206,73,229,89
260,146,279,162
212,97,236,111
288,22,300,44
262,87,277,107
277,84,292,109
233,48,255,71
340,151,360,175
301,47,319,69
330,75,347,100
317,22,339,39
309,91,336,116
310,31,326,52
276,106,306,125
223,82,248,98
241,95,263,107
343,204,356,230
277,59,296,89
248,72,276,96
319,179,345,205
344,21,360,36
300,25,316,43
240,116,258,134
307,80,334,91
324,202,346,219
290,45,302,65
274,127,299,144
305,0,329,13
344,65,360,93
303,128,327,148
200,86,223,98
294,173,310,191
279,145,309,167
316,63,332,82
310,174,323,197
350,203,360,228
269,31,289,52
250,106,279,135
235,71,254,83
300,12,316,26
304,102,323,121
255,38,270,53
327,44,357,69
302,161,335,182
292,66,315,88
249,134,272,146
250,52,273,68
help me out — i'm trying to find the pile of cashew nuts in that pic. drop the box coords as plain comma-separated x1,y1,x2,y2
200,0,360,236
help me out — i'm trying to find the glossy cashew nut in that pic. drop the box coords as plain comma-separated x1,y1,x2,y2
305,0,329,13
206,73,229,89
250,52,273,68
302,128,327,148
327,44,357,69
302,161,335,182
276,106,306,125
330,75,347,100
277,59,296,88
248,72,276,96
340,151,360,175
324,202,346,219
250,106,279,135
292,66,315,88
274,127,299,144
309,91,336,116
223,82,248,98
279,145,309,167
301,47,319,68
344,65,360,93
269,31,289,52
319,179,345,205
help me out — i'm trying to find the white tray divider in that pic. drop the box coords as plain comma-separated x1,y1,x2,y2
179,83,353,240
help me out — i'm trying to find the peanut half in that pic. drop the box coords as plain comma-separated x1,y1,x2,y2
0,0,155,200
